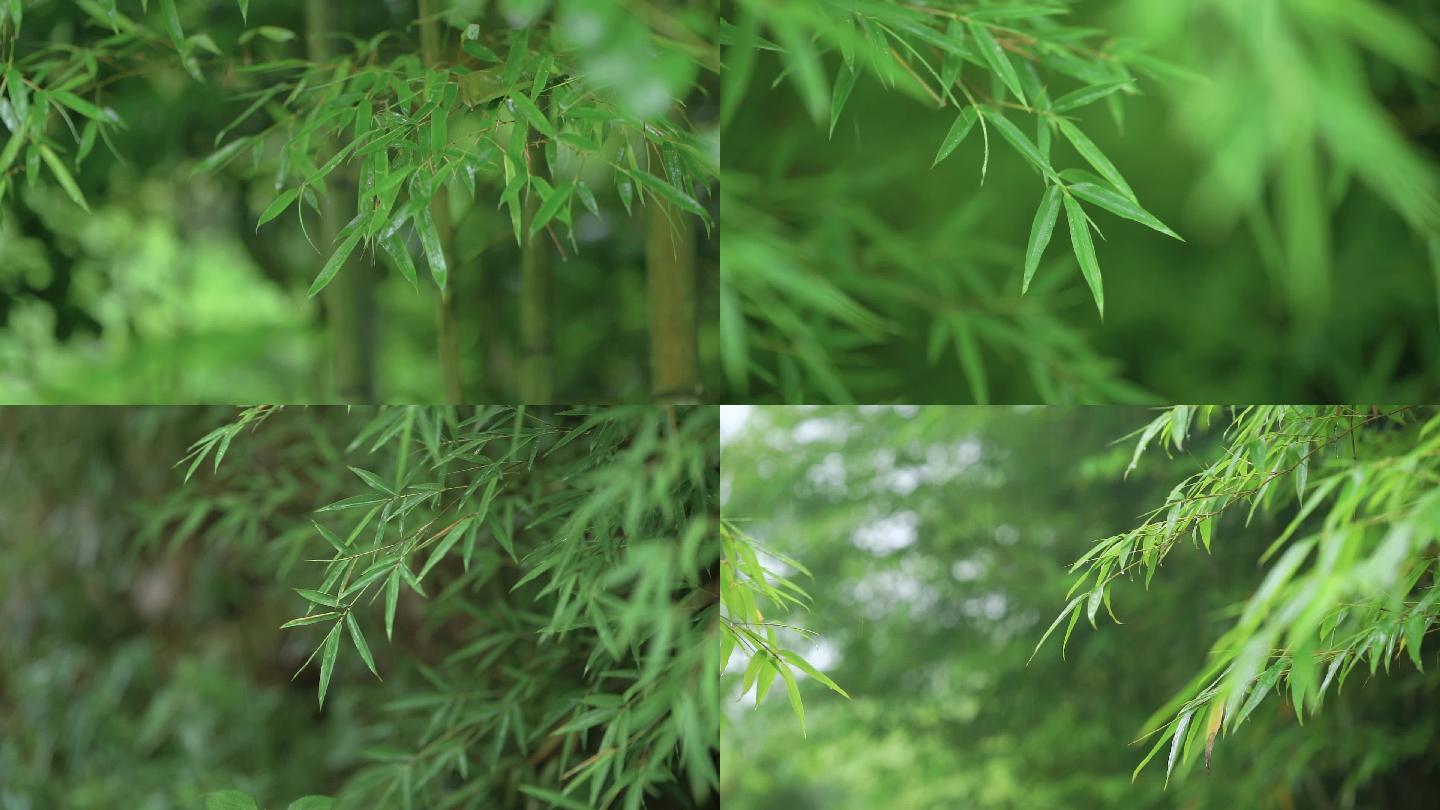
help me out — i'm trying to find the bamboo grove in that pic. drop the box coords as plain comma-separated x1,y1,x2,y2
0,1,716,402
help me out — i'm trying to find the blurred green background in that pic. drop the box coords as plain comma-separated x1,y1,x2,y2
0,0,719,403
0,407,367,807
719,406,1440,808
721,0,1440,402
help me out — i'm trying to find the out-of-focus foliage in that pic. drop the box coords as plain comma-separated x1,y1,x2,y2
0,0,719,403
720,0,1440,403
721,405,1440,809
0,405,719,809
1053,406,1440,787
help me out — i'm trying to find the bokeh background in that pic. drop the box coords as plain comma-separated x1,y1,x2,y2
721,0,1440,402
0,407,364,807
720,406,1440,808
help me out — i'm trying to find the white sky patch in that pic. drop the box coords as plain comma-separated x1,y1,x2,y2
852,510,919,555
719,405,754,446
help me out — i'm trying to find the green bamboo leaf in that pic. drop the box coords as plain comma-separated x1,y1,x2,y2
516,787,590,810
507,92,554,138
416,206,448,290
306,229,362,298
1067,182,1182,240
192,138,251,177
772,16,828,122
968,22,1025,105
1166,710,1193,785
381,235,418,289
346,613,380,679
50,91,106,122
1053,80,1134,113
829,63,857,139
256,188,300,230
280,612,341,629
37,144,88,211
777,659,806,735
295,588,342,608
313,522,346,552
159,0,185,53
631,169,709,225
779,650,850,698
418,518,469,580
237,0,248,24
932,106,978,166
1023,184,1063,293
1063,194,1104,318
385,567,400,641
1030,596,1082,663
287,798,334,810
347,465,394,494
1055,118,1135,200
980,108,1055,179
317,620,341,709
529,181,572,237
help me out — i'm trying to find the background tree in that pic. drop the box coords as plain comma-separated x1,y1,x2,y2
720,405,1440,808
0,0,718,403
720,0,1440,403
0,404,719,808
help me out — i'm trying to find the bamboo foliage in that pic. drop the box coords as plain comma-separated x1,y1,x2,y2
0,1,716,402
177,404,720,806
1043,405,1440,784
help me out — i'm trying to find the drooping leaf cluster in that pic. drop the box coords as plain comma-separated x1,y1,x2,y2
720,521,848,736
1047,405,1440,785
177,404,722,808
720,0,1187,402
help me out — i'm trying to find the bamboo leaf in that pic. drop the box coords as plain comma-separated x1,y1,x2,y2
306,229,362,298
160,0,185,54
1023,184,1062,293
1063,194,1104,318
381,235,418,289
385,567,400,641
346,613,380,679
1166,710,1193,785
1067,182,1181,240
1053,80,1134,113
529,181,572,237
829,62,858,139
1055,118,1135,200
631,169,709,225
779,650,850,698
256,188,301,230
347,465,394,495
932,106,978,167
295,588,342,608
980,107,1055,179
37,145,89,211
317,620,341,709
777,659,806,735
281,612,341,629
507,92,555,138
968,22,1026,105
416,205,448,290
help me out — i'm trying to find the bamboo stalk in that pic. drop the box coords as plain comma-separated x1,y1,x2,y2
519,126,553,403
307,0,375,401
419,0,463,403
647,197,699,401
